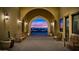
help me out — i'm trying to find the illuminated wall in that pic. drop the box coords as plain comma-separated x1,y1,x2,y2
0,8,19,41
60,7,79,39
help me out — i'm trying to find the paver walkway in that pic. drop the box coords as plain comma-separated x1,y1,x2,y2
9,36,70,51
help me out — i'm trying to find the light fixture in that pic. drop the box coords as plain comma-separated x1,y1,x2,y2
4,12,9,20
2,12,9,30
4,15,9,19
51,22,54,26
25,22,28,25
2,12,9,20
17,19,22,24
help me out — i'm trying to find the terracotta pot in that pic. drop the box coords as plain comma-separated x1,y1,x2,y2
0,40,11,50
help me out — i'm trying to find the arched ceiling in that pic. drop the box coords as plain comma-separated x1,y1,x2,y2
23,8,55,23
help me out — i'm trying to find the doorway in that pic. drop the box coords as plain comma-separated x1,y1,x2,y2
30,18,48,36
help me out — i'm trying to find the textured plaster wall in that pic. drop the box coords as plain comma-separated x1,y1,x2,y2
60,7,79,40
7,8,19,37
0,8,19,41
0,9,8,40
60,7,79,17
20,7,60,20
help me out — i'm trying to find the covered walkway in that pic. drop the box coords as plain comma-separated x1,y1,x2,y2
9,36,70,51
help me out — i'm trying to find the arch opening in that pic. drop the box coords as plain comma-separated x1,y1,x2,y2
22,8,56,36
23,8,55,23
29,17,49,36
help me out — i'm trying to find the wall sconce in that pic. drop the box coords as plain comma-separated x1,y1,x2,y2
4,15,9,20
24,22,28,25
51,22,54,26
2,12,9,21
4,12,9,20
2,12,9,29
17,19,22,32
17,19,22,24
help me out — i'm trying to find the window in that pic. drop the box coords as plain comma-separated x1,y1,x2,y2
72,13,79,34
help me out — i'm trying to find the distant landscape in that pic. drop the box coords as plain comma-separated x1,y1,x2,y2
31,18,48,36
31,28,48,36
31,28,48,32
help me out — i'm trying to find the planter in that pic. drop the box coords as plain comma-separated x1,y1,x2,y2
0,40,11,50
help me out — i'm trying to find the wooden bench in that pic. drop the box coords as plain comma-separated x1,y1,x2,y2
14,32,26,42
67,34,79,50
54,33,62,41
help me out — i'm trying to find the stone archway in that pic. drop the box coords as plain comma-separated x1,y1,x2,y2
22,8,56,36
28,16,50,35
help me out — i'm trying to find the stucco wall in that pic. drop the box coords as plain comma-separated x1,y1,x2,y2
20,7,60,20
0,9,8,41
60,7,79,17
60,7,79,39
7,8,19,37
0,8,19,41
